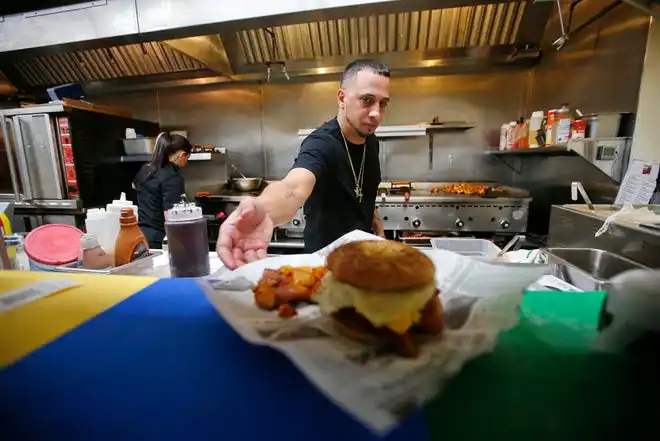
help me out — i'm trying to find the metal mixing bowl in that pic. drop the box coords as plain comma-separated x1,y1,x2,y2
232,177,262,192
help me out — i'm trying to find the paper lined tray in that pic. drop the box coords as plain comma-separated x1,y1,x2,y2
200,230,550,434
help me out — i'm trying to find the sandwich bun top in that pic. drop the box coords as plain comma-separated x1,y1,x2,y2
326,240,435,292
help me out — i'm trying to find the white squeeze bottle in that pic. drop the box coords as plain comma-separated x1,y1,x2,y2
106,192,138,253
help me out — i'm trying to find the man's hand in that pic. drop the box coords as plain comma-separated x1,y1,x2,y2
216,169,315,270
216,198,274,270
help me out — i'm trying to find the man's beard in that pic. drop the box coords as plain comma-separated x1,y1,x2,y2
347,117,371,138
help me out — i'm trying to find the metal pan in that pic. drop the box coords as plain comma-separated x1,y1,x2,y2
231,178,262,192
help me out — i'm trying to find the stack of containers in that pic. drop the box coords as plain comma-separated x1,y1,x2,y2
84,208,114,255
83,192,138,257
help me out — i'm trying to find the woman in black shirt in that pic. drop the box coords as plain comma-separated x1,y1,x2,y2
132,132,192,248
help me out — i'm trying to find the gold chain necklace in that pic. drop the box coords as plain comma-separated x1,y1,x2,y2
341,132,366,203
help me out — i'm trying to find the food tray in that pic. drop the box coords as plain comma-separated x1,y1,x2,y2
430,238,502,258
123,137,157,155
51,250,163,276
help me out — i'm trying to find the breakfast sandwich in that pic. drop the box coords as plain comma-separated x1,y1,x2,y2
312,240,444,357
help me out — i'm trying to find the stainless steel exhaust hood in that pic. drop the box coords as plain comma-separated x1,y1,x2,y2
10,42,207,88
0,0,489,53
0,0,553,93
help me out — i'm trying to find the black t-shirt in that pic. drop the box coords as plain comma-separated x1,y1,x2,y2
292,117,381,253
133,163,185,243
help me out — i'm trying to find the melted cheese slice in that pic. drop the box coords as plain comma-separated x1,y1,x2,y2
312,275,437,334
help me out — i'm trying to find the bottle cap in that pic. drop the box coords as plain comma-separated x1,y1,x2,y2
119,207,138,225
4,234,22,246
166,202,203,222
111,193,133,206
120,207,136,218
107,192,137,214
80,233,101,250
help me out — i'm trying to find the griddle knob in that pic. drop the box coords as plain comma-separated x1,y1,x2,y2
292,219,301,226
412,219,421,228
455,219,464,228
500,220,510,229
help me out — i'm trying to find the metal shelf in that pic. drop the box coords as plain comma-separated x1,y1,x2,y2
298,123,474,171
487,146,578,157
297,123,474,139
487,146,580,174
120,152,213,162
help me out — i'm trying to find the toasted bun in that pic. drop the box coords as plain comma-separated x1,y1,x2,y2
327,240,435,291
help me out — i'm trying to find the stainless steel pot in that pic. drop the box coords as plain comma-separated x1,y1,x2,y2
232,177,262,192
583,112,635,138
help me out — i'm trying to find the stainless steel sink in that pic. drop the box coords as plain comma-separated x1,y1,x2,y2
544,248,649,291
564,204,660,218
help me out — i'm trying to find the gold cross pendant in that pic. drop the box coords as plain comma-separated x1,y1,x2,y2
354,187,363,203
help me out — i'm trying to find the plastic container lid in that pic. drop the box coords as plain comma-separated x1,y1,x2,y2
166,202,203,222
86,208,107,220
24,224,84,265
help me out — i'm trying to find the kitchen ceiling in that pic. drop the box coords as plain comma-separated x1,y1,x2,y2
0,1,551,93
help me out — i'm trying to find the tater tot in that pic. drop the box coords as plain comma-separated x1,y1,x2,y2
252,266,328,314
277,304,297,319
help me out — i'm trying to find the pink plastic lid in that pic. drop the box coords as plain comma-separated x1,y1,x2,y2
24,224,84,266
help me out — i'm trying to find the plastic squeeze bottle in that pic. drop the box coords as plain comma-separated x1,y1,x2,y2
106,192,138,253
165,202,210,278
114,208,149,267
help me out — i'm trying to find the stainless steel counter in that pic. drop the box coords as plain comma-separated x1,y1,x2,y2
547,205,660,269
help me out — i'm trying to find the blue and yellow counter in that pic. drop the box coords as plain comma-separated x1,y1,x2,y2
0,270,656,441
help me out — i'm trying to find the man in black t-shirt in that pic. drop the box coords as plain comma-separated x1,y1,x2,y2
217,59,390,269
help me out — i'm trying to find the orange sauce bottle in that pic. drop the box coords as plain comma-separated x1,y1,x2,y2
114,208,149,267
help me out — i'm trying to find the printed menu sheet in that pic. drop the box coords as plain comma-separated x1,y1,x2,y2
614,158,660,205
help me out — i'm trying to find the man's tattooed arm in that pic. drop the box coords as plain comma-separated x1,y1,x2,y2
255,168,316,226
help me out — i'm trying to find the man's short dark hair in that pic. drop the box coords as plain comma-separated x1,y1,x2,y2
340,58,390,87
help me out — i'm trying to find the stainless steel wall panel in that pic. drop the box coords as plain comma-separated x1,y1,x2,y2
94,85,265,178
93,70,526,182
